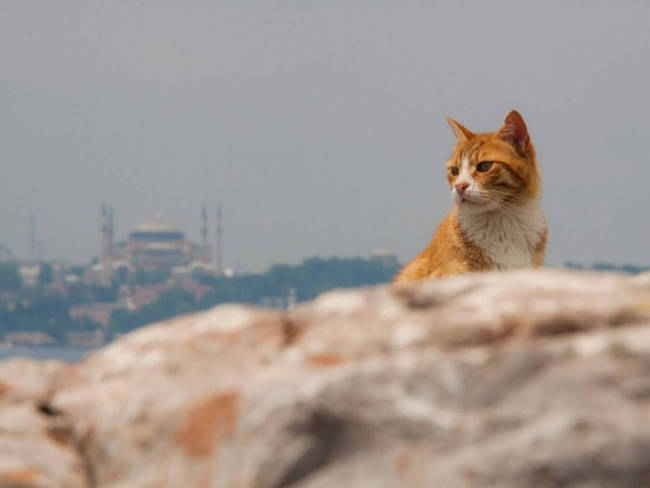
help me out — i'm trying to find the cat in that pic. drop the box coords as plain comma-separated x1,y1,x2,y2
395,110,547,282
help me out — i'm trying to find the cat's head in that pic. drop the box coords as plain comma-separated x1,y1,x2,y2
445,111,541,213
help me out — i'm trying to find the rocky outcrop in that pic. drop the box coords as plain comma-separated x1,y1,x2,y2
1,269,650,487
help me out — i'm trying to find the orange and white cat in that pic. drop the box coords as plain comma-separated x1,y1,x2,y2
395,110,547,282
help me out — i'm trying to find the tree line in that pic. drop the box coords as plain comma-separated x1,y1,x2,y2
3,257,647,343
0,257,397,341
110,257,397,335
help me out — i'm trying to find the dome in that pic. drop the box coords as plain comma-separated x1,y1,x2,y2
134,213,179,234
129,213,185,241
371,249,396,257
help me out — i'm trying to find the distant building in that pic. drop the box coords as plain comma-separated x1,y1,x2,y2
370,249,399,269
260,296,287,309
127,214,192,271
178,281,213,300
0,291,19,310
18,264,41,287
90,206,226,280
66,329,105,348
69,302,125,327
0,244,14,263
4,331,56,346
124,283,169,308
287,288,297,310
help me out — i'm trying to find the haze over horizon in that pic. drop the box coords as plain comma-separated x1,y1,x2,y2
2,1,650,272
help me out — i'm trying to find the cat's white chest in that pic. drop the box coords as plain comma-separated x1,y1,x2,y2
459,201,545,270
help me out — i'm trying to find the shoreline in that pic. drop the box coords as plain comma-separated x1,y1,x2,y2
0,344,97,362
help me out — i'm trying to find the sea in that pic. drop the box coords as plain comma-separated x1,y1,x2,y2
0,345,96,362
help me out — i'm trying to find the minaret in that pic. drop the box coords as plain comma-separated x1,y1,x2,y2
36,236,43,262
100,204,113,284
200,204,210,263
200,205,208,246
108,205,114,261
29,214,36,263
214,204,223,274
100,204,107,265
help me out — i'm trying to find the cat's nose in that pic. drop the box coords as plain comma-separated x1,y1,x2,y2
455,182,469,197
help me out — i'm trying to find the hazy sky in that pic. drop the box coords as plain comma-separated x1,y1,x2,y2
2,1,650,271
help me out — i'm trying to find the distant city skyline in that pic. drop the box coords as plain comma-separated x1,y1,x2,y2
2,1,650,270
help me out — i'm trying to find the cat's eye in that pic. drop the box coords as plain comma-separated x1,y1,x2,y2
476,161,493,172
449,167,459,176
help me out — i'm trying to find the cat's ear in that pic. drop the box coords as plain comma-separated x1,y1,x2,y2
446,116,475,142
499,110,529,151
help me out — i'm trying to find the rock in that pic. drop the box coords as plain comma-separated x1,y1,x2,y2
1,269,650,487
0,360,87,488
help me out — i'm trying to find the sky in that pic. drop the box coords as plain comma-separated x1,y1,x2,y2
1,0,650,272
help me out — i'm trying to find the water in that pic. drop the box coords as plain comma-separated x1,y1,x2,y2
0,345,97,362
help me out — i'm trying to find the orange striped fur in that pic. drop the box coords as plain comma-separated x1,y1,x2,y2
395,110,547,282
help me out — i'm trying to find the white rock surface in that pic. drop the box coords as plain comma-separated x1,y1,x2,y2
1,269,649,487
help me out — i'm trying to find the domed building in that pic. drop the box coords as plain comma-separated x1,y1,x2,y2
91,205,221,285
126,214,192,271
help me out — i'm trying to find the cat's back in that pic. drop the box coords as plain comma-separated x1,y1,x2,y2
394,210,481,282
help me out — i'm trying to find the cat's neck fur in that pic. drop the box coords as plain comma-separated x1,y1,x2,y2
456,197,545,270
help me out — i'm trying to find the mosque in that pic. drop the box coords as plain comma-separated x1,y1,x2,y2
126,214,194,271
90,204,223,285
